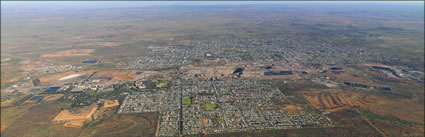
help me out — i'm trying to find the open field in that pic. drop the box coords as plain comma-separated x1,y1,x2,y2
1,102,158,137
303,92,368,110
0,104,34,132
39,70,96,83
364,95,424,125
78,42,120,47
1,63,23,89
41,49,95,58
91,69,139,81
1,103,84,137
280,105,302,115
43,94,64,102
113,75,135,81
79,113,158,137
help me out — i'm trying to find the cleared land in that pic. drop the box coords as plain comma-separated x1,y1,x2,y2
1,103,84,137
0,104,34,132
79,113,158,137
102,100,119,108
114,75,135,81
39,70,96,83
52,104,97,122
303,92,368,111
41,49,95,58
43,94,64,102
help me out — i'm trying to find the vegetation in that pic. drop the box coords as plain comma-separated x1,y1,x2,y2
1,104,33,132
156,83,168,88
183,97,191,105
202,104,217,110
35,128,56,137
305,54,314,59
215,119,224,124
79,113,158,137
359,110,415,126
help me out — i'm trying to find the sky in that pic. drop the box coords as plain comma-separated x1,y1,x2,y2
3,1,424,6
2,1,423,11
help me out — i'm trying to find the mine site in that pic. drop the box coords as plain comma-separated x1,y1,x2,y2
1,1,424,137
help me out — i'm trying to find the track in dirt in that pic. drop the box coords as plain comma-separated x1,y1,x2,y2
304,93,368,111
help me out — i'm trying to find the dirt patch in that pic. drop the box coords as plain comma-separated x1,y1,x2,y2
88,69,140,82
43,94,64,102
365,95,424,124
204,119,209,125
39,70,96,83
325,68,372,84
41,49,94,58
52,105,97,122
95,70,128,76
102,42,120,47
103,100,119,108
63,120,86,128
281,105,301,115
59,74,82,81
303,92,368,111
1,76,21,84
1,125,7,132
78,41,121,47
114,75,135,81
148,45,168,49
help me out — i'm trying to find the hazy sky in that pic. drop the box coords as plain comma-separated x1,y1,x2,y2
3,1,424,7
2,1,423,12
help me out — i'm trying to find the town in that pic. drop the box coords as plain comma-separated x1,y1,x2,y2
118,79,333,136
119,39,398,70
2,38,423,137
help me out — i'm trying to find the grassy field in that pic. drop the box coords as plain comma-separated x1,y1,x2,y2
183,97,191,105
202,104,217,110
1,102,81,137
1,59,24,89
79,113,158,137
0,104,34,132
156,83,168,88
